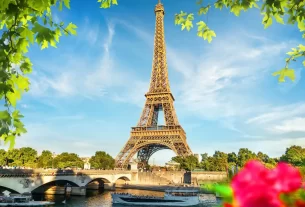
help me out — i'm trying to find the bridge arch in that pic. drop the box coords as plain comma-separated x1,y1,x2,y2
32,179,79,194
85,177,111,186
116,176,130,182
0,186,20,194
115,176,131,185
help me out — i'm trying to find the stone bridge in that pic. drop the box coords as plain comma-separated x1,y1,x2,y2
0,169,137,194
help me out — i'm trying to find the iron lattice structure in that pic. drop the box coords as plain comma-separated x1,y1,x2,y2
115,1,193,169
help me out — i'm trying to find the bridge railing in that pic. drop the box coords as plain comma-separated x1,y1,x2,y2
0,169,132,177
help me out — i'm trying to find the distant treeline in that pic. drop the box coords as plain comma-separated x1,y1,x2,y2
0,148,114,170
1,145,304,173
171,145,305,174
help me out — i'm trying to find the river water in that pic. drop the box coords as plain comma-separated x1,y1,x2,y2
32,189,222,207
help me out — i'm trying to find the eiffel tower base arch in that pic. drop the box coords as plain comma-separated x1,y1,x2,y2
115,127,192,169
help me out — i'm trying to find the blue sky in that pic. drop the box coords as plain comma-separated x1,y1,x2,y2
3,0,305,165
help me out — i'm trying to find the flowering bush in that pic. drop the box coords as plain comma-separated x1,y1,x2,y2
213,160,305,207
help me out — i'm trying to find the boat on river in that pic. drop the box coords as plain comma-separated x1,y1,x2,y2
111,188,200,206
0,193,54,206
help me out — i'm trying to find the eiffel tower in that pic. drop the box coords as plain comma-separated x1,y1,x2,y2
115,0,193,169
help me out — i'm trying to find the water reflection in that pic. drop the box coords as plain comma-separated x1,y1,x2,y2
32,189,221,207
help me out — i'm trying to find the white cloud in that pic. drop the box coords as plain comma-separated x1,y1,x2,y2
272,117,305,133
247,102,305,125
176,36,290,119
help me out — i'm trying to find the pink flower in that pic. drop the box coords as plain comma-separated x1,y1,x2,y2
231,160,302,207
272,162,302,193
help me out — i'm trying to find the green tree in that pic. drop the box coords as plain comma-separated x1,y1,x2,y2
237,148,257,167
53,152,83,169
0,0,77,149
89,151,115,170
280,145,305,166
0,149,7,165
228,152,237,163
6,148,22,166
199,151,228,171
18,147,37,167
257,151,270,163
201,153,208,162
37,150,53,168
172,155,199,171
213,151,228,171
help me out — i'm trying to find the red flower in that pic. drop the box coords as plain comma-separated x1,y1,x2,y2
295,200,305,207
231,160,302,207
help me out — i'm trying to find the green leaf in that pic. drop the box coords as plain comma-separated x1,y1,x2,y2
272,68,295,82
12,110,24,120
274,14,284,24
174,15,180,25
206,30,216,42
197,21,207,31
184,21,193,31
214,0,224,9
99,0,112,8
298,44,305,52
41,40,49,49
297,16,305,32
231,4,242,16
286,48,298,56
0,110,11,122
186,13,194,21
16,38,29,53
262,14,273,29
0,0,12,11
59,0,63,11
4,135,16,150
6,88,21,107
20,58,33,74
65,22,77,35
199,5,210,15
13,75,30,91
112,0,118,5
20,27,34,44
64,0,70,9
179,11,187,17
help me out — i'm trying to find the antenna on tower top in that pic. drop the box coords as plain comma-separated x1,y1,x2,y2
158,0,161,3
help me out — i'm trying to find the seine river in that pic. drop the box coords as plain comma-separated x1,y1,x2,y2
32,189,221,207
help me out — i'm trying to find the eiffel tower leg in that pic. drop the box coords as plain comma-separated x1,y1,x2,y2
115,139,135,169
